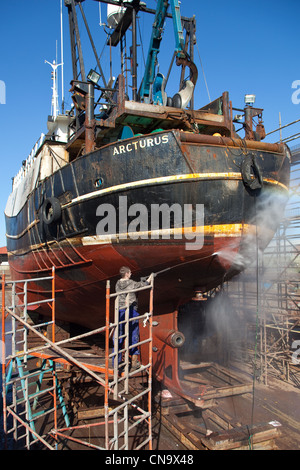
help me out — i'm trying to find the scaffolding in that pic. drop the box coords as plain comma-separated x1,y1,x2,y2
258,145,300,385
1,268,154,450
222,145,300,387
1,268,60,449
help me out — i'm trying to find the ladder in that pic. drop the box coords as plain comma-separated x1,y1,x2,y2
1,268,69,450
105,276,154,450
1,269,154,450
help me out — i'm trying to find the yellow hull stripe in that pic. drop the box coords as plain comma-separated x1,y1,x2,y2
8,223,252,256
82,223,249,246
62,173,288,209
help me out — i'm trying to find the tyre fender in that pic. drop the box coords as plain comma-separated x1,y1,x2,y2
241,154,263,191
42,197,61,225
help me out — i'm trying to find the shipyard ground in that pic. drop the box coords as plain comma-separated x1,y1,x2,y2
48,365,300,451
1,342,300,451
1,284,300,451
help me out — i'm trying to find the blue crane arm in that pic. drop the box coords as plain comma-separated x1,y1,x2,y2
139,0,169,103
139,0,188,104
169,0,185,56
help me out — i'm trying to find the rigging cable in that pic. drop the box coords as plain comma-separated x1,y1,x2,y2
137,15,146,69
195,42,211,103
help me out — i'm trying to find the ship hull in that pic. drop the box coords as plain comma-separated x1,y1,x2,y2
5,130,290,328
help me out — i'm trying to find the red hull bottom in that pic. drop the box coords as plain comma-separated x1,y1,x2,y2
9,233,245,328
8,228,266,405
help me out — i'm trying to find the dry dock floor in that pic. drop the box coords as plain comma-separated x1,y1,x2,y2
8,356,298,451
153,366,300,451
1,282,300,450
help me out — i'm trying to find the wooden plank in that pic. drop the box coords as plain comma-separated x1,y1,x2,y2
202,383,253,400
234,439,277,450
160,414,203,450
201,365,241,387
179,362,252,403
124,101,225,123
201,423,281,450
77,407,110,420
161,403,192,416
180,362,213,370
208,364,247,386
203,408,242,431
182,375,213,386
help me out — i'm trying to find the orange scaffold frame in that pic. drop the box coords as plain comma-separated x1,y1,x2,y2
1,267,153,450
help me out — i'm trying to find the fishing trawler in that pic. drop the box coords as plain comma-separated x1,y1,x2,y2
5,1,290,393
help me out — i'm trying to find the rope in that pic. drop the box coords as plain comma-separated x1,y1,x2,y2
195,42,211,103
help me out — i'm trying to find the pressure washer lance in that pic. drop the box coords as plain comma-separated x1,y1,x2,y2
140,252,216,283
140,266,171,282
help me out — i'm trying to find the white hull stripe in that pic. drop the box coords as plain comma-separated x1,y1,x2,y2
6,173,287,241
61,173,288,209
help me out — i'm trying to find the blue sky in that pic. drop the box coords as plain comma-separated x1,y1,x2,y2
0,0,299,248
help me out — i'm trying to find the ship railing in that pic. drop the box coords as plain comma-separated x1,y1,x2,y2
12,133,45,190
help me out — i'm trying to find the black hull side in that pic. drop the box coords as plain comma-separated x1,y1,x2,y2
5,130,290,328
6,130,290,253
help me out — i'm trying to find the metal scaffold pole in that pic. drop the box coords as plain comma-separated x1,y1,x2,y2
105,275,154,450
1,268,61,450
223,145,300,388
2,267,154,450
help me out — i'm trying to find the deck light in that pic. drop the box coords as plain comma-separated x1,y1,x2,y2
244,94,256,106
233,114,243,122
87,69,101,85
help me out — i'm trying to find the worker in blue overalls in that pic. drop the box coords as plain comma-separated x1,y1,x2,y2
114,266,151,371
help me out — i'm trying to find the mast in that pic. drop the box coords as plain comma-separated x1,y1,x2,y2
105,0,140,101
131,6,138,101
66,0,86,82
64,0,198,121
45,60,63,118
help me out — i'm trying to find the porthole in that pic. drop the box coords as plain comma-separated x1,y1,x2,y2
94,177,104,188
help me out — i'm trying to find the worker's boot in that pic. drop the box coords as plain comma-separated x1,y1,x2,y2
131,355,141,371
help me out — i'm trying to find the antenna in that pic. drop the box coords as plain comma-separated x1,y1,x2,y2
99,2,106,27
60,0,65,113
